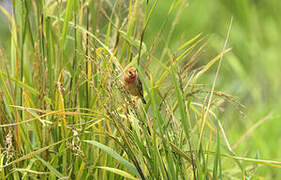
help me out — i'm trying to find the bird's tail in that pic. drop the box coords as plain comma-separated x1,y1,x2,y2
141,96,146,104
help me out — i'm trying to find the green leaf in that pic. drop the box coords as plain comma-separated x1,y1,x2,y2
61,0,74,49
36,156,66,179
83,140,140,178
97,166,139,180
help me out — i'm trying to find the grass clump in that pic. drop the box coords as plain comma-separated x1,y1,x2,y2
0,0,280,179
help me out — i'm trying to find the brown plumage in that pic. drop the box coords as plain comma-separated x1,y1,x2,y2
124,67,146,104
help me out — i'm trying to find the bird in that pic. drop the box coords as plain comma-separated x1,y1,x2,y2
123,67,146,104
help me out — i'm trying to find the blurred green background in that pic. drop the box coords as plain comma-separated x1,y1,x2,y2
0,0,280,178
144,0,281,177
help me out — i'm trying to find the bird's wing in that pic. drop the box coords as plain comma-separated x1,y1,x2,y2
137,77,146,104
137,77,144,97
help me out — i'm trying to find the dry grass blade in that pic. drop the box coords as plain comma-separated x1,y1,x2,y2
233,113,274,149
198,17,233,150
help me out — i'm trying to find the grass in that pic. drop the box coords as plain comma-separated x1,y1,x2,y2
0,0,280,179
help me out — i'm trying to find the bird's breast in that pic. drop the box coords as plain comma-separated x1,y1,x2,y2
126,81,139,96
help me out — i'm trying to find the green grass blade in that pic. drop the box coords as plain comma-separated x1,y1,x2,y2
36,156,66,179
83,140,140,178
96,166,139,180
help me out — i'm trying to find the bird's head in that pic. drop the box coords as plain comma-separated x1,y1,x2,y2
128,67,137,78
124,67,137,83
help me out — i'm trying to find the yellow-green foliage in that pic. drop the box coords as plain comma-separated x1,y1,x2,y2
0,0,280,179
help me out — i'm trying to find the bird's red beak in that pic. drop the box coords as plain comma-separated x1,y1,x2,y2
128,69,136,77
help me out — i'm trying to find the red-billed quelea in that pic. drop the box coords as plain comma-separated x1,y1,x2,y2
123,67,146,104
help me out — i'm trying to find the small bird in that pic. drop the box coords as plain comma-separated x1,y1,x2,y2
123,67,146,104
